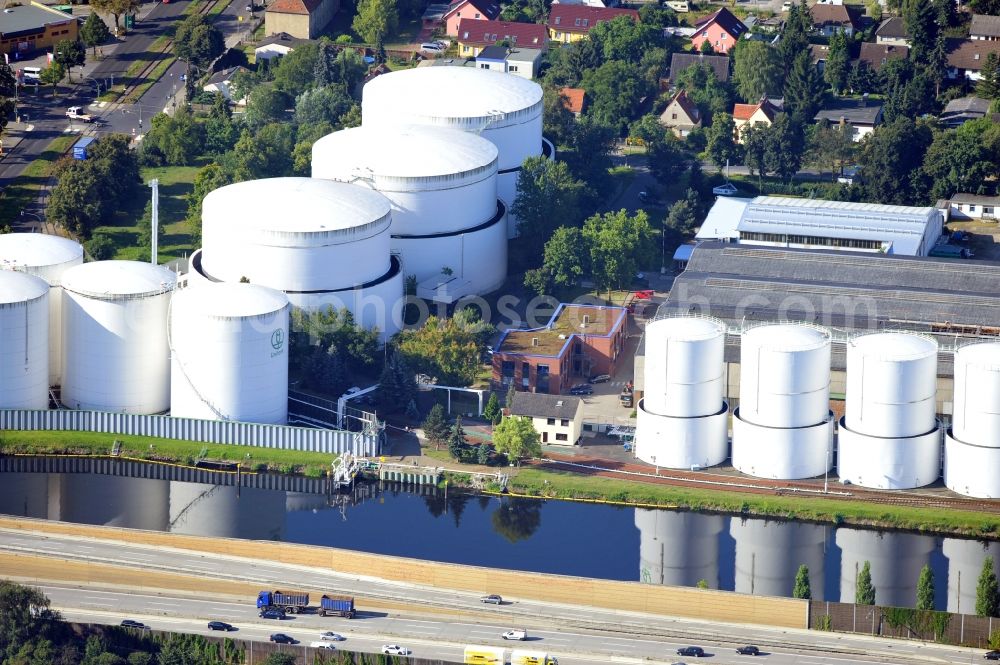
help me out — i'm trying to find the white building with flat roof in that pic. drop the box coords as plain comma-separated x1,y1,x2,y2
696,196,943,257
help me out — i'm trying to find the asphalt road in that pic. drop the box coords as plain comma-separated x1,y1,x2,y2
0,528,984,665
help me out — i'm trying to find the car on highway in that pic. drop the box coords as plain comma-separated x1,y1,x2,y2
309,642,336,650
120,620,147,630
270,634,296,644
986,651,1000,660
259,608,286,620
569,384,593,396
501,629,527,640
319,632,345,641
712,183,738,196
382,645,409,655
736,645,760,655
480,594,503,604
588,374,610,384
207,621,235,631
676,646,706,657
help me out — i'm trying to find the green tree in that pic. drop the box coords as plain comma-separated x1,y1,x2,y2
764,113,804,184
173,15,224,70
588,14,662,64
824,31,850,94
580,60,646,133
261,654,296,665
421,403,450,449
47,164,104,236
674,64,733,128
80,13,112,57
271,42,320,96
583,208,654,293
732,40,783,102
540,226,586,292
705,112,738,171
127,653,154,665
970,0,1000,14
916,564,935,611
90,0,139,32
54,39,85,82
353,0,399,45
39,62,64,94
978,556,999,617
696,579,709,589
448,414,467,460
0,62,14,139
294,84,354,127
783,51,825,126
186,163,232,243
856,560,876,606
483,393,502,425
492,415,542,465
665,199,697,236
880,59,935,122
806,119,856,177
231,123,295,180
543,87,576,148
204,95,238,155
377,351,417,412
742,123,769,188
243,84,290,128
0,582,58,661
397,316,483,386
903,0,939,70
793,564,812,600
638,3,677,29
857,116,932,205
511,157,589,261
922,128,995,200
140,108,206,166
476,441,491,465
979,53,1000,101
778,0,812,77
83,234,115,260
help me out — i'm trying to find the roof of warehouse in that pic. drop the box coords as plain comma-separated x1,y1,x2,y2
0,3,76,36
509,392,582,420
496,304,626,356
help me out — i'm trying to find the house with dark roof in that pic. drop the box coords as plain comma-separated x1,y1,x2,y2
443,0,501,37
733,96,781,142
813,97,883,141
264,0,338,39
668,52,730,83
475,45,543,78
508,392,584,446
203,66,249,103
809,3,858,37
457,19,548,56
856,42,909,73
659,90,701,137
875,16,908,46
946,38,1000,81
254,32,310,61
546,5,639,44
560,87,587,116
691,7,747,54
939,96,994,128
944,193,1000,220
971,14,1000,41
810,44,830,72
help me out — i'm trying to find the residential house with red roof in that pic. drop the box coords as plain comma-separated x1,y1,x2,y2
733,96,781,142
264,0,338,39
560,87,587,116
457,18,548,56
546,5,639,44
691,7,747,54
443,0,501,37
659,90,701,137
809,3,859,37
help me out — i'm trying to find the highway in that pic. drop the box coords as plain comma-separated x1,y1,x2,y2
0,527,983,664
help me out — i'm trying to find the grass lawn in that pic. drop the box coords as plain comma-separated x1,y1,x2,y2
508,467,1000,538
92,163,202,263
0,135,78,229
0,430,337,475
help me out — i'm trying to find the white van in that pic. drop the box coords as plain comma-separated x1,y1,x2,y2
309,642,336,650
21,67,41,83
502,629,528,641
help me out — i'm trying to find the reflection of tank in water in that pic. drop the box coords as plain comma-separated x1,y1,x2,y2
55,474,169,530
837,529,934,607
943,538,1000,613
169,482,285,541
730,518,827,599
0,473,49,519
635,509,723,588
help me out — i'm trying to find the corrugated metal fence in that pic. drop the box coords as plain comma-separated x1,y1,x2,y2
810,599,996,648
0,409,379,457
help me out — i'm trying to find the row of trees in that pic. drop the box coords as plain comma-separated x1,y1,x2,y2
422,398,542,466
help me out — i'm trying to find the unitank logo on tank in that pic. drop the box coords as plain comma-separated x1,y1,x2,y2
271,328,284,353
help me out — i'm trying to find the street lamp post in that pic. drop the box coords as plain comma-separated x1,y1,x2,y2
19,210,43,232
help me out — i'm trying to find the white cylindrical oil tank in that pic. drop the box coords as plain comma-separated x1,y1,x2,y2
836,528,934,608
952,342,1000,445
731,518,827,600
944,433,1000,498
61,260,176,414
198,177,403,337
943,538,1000,613
643,317,726,418
0,233,83,386
170,283,290,424
0,271,49,410
635,509,724,588
738,324,830,428
311,125,507,294
845,332,938,438
361,67,545,238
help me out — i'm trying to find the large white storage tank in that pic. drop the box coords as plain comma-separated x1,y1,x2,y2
170,283,290,424
311,125,507,300
635,509,723,588
838,332,941,489
732,324,834,479
361,67,548,238
196,177,402,338
945,343,1000,498
0,271,49,410
635,316,728,469
61,261,176,414
0,233,83,386
730,518,827,599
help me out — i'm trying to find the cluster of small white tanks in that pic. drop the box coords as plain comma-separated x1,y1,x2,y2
636,315,1000,499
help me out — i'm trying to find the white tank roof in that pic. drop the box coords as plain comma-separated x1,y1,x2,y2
176,283,289,319
362,68,543,127
744,324,829,351
62,260,177,299
202,177,392,241
0,270,48,304
312,125,498,181
850,332,937,360
957,342,1000,368
651,316,725,341
0,233,83,272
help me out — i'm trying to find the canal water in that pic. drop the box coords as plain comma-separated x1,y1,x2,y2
0,465,996,612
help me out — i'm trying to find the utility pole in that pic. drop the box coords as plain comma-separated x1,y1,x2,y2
149,179,159,264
